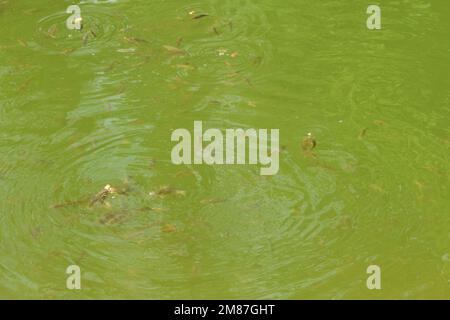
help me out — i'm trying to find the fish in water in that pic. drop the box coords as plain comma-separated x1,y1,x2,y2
192,14,209,20
53,182,129,209
89,184,118,206
122,36,147,44
149,186,186,197
46,24,59,39
358,128,368,140
82,29,96,46
301,132,316,152
163,45,186,55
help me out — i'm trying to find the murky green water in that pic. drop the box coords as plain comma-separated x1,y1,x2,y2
0,0,449,299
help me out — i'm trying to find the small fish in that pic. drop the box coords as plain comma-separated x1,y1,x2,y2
163,45,186,55
133,56,150,68
247,101,257,108
17,39,27,47
17,78,33,92
175,170,195,178
122,36,147,44
149,186,186,197
23,8,38,15
301,133,316,152
82,32,89,46
82,29,97,45
192,14,209,20
105,60,118,71
52,199,86,209
358,128,368,140
61,48,75,55
174,63,195,70
200,198,226,205
244,77,253,87
176,37,183,48
30,226,41,239
213,27,219,35
89,184,118,207
253,56,262,66
369,184,385,193
358,128,367,140
150,207,169,213
161,224,177,233
46,25,58,38
117,48,136,53
99,212,127,225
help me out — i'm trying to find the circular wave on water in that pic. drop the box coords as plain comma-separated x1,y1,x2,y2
31,6,125,56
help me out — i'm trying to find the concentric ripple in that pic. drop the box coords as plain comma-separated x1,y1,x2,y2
31,6,125,55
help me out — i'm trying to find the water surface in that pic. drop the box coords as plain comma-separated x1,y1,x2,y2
0,0,449,299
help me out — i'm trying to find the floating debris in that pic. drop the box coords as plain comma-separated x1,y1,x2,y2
74,16,83,31
230,51,239,58
217,48,228,56
149,186,186,197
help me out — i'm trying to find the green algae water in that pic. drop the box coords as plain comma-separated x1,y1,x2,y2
0,0,449,300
